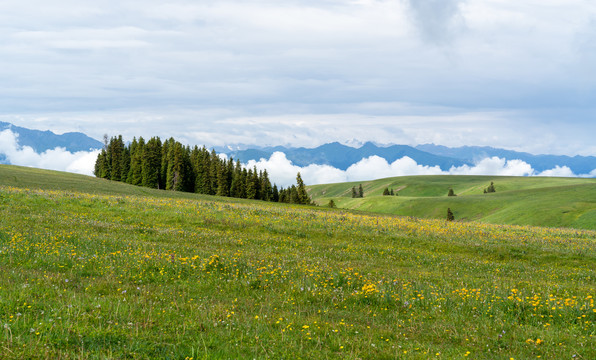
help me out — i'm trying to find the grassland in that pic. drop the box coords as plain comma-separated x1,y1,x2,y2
0,165,595,359
308,175,596,230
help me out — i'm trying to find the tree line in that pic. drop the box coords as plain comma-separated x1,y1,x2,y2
93,135,311,204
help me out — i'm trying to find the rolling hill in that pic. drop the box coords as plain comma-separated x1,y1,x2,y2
308,175,596,230
1,164,595,358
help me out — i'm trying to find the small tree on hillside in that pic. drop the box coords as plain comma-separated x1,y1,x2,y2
484,182,496,193
390,189,395,196
351,186,358,198
447,208,455,221
383,187,390,196
328,199,336,208
448,188,456,197
358,184,364,198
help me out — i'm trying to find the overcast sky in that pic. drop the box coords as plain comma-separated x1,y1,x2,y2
2,0,596,156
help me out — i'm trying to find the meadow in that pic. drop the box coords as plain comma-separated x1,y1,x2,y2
308,175,596,230
0,165,595,359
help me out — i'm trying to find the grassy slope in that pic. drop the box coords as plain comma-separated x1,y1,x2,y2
0,165,595,359
0,164,234,202
308,175,596,230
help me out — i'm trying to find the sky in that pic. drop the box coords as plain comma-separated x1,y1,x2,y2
2,0,596,182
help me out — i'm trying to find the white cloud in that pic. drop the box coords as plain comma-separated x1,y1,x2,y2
448,157,534,176
244,152,594,187
1,0,596,157
0,129,99,176
537,165,575,177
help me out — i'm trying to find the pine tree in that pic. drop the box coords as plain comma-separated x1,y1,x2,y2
358,184,364,198
109,135,125,182
484,182,496,193
208,150,219,195
160,138,173,190
229,159,242,198
272,184,279,202
260,169,272,201
216,158,230,196
448,188,456,197
447,208,455,221
142,137,162,189
195,147,211,195
383,187,390,196
278,187,287,203
295,172,310,204
328,199,336,208
121,146,131,183
245,168,257,199
289,185,299,204
94,149,109,178
390,189,395,196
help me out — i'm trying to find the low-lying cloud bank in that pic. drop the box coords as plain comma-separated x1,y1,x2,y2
247,152,596,188
0,130,100,176
2,129,595,186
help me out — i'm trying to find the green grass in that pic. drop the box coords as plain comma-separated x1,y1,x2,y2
0,165,595,359
309,175,596,230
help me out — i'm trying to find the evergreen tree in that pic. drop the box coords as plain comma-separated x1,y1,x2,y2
216,158,230,196
93,134,284,203
94,149,109,178
295,172,310,204
278,187,287,203
289,185,299,204
253,167,261,200
351,186,357,198
160,138,173,190
121,146,131,183
484,182,496,193
383,187,390,196
328,199,336,208
447,208,455,221
208,150,219,195
245,168,257,199
390,189,394,196
260,169,272,201
142,137,162,189
127,137,141,185
195,147,212,195
109,135,125,181
358,184,364,198
448,188,456,197
272,184,279,202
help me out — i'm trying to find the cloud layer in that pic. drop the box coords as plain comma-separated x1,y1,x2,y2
0,130,99,176
1,0,596,156
2,129,594,187
247,152,596,187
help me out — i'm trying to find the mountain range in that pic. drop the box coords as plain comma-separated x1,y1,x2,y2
1,121,103,153
1,121,595,176
226,142,596,175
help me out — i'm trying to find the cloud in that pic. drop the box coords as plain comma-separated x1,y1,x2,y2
448,157,534,176
0,129,99,176
537,166,575,177
2,0,596,157
405,0,466,44
245,152,593,187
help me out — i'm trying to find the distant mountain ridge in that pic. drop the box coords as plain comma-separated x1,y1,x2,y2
226,142,596,176
416,144,596,175
227,142,467,170
0,121,103,153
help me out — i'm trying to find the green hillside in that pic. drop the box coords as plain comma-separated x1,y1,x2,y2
308,175,596,230
0,164,595,358
0,164,227,201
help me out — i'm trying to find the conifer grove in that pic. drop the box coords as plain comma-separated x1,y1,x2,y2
94,135,311,204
